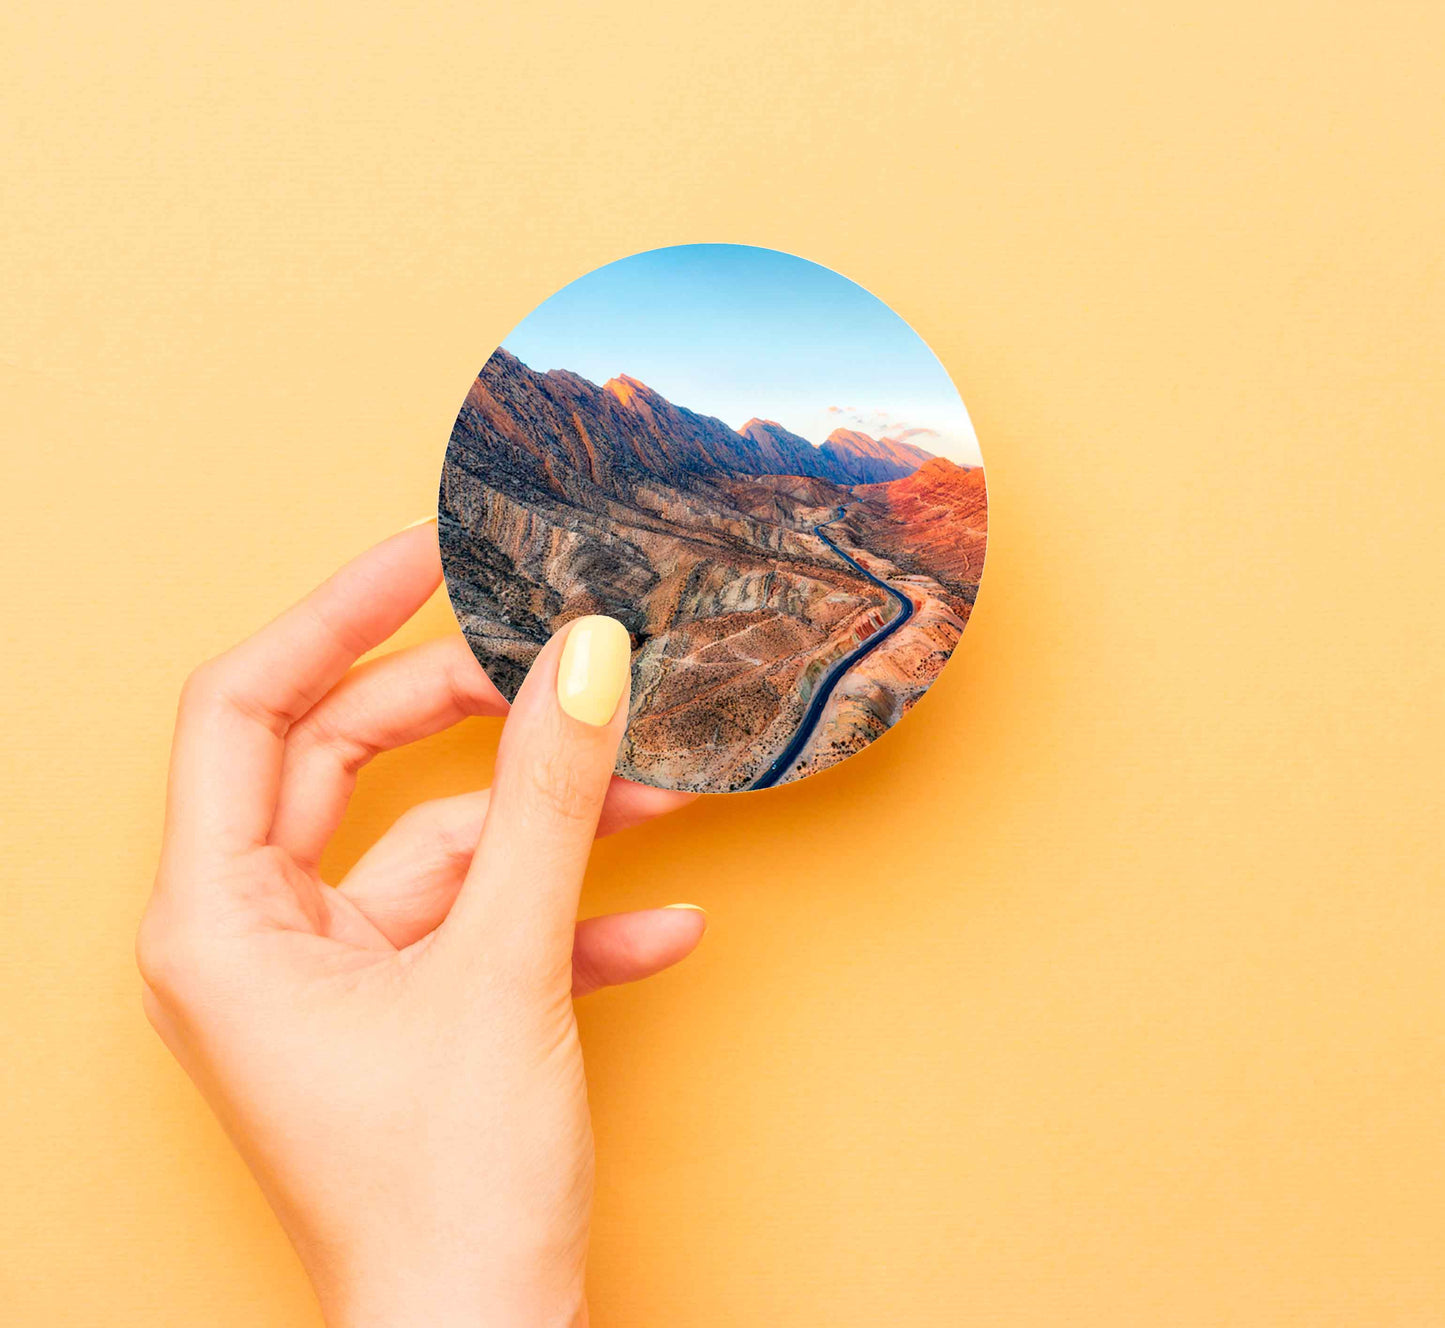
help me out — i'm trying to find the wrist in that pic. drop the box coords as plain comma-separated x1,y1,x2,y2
326,1284,587,1328
317,1261,587,1328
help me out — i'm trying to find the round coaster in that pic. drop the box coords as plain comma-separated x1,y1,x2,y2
439,244,987,793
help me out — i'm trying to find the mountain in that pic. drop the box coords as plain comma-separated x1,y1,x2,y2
441,349,982,792
821,428,938,484
879,454,989,522
852,457,988,612
453,350,935,500
451,349,782,503
736,418,838,480
739,418,939,485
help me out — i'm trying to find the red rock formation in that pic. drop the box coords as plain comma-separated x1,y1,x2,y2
851,458,988,616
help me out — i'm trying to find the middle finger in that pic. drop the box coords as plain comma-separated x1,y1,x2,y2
338,780,697,947
268,635,508,869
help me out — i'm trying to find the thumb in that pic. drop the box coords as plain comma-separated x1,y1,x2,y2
440,615,633,979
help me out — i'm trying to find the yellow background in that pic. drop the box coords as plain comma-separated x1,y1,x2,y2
4,2,1443,1322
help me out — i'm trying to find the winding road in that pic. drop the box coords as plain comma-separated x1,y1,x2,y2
749,507,915,790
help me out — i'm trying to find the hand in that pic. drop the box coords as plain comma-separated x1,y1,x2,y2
136,521,705,1327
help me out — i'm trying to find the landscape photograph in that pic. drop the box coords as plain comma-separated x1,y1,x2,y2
440,244,987,793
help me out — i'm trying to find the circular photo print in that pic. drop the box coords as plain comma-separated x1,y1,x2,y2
439,244,987,793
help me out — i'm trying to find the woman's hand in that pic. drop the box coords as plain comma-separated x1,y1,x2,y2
136,521,705,1327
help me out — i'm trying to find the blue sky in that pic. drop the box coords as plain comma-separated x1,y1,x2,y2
500,244,982,466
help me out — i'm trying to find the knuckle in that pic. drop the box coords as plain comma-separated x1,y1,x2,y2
445,642,505,714
389,795,484,869
140,984,168,1034
134,904,204,1003
178,660,218,711
289,705,372,774
525,749,600,824
178,656,234,720
392,801,463,863
311,596,373,661
389,800,430,836
430,804,482,866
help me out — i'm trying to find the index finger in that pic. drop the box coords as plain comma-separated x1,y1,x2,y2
162,519,442,871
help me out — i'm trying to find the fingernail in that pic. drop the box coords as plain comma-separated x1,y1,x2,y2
556,615,631,726
401,514,438,530
665,903,708,931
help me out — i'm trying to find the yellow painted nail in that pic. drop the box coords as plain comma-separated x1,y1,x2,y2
401,514,438,530
556,616,631,726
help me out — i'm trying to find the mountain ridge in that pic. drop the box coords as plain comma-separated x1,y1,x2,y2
736,417,839,480
456,349,939,495
821,427,937,484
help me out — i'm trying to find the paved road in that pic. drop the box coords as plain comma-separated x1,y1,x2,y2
749,507,915,790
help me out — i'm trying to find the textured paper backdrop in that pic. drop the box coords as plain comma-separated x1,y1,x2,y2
3,2,1443,1323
